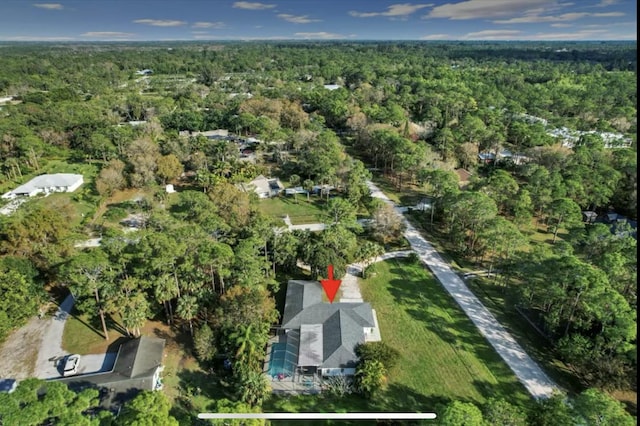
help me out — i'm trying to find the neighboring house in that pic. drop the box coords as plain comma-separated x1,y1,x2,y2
1,173,83,200
477,152,496,164
190,129,230,140
238,175,283,198
477,151,528,166
498,150,529,165
284,187,307,195
276,280,379,377
312,184,335,195
52,336,165,411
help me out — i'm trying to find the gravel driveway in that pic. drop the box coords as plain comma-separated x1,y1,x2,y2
366,180,558,400
0,294,117,381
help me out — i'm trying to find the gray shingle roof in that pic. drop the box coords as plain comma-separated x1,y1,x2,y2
281,280,375,370
51,336,165,410
322,311,365,369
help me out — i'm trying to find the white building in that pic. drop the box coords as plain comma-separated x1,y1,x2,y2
1,173,83,200
237,175,283,198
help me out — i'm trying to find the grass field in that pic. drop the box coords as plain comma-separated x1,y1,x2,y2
361,258,530,405
258,195,329,225
265,258,531,423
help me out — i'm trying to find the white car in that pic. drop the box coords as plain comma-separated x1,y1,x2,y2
63,354,81,376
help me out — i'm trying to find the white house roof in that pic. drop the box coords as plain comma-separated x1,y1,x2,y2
10,173,83,195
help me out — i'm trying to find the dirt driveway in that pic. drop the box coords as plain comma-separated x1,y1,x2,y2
0,316,46,380
0,294,75,380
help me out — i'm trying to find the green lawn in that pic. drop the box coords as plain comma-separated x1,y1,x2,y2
361,258,530,405
258,195,329,225
61,309,126,355
265,258,531,423
370,173,425,206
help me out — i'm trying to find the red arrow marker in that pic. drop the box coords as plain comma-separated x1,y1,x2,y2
320,264,342,303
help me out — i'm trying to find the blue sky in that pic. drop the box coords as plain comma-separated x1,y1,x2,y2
0,0,636,41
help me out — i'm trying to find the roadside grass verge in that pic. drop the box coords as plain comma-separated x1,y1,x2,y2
265,258,531,423
463,276,583,395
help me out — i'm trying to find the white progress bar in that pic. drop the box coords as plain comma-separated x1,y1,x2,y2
198,412,437,420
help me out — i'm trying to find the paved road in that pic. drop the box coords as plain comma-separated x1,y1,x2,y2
366,180,558,400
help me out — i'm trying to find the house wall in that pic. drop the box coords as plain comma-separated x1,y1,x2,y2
66,178,84,193
320,368,356,376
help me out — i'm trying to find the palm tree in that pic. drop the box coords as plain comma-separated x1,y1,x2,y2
356,241,385,278
230,325,261,370
303,179,314,201
289,174,301,203
121,292,150,337
177,295,198,337
153,273,178,324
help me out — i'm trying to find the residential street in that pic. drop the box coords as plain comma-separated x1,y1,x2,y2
366,180,558,400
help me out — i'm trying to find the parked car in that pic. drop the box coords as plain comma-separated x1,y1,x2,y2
63,354,81,376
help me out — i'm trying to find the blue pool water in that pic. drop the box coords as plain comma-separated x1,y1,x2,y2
268,342,296,377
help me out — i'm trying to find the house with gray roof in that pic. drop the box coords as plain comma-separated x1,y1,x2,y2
51,336,165,411
276,280,377,377
237,175,283,198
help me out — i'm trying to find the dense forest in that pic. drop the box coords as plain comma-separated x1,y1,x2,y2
0,41,636,424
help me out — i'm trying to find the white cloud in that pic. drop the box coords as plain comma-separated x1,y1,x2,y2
133,19,187,27
494,11,624,23
420,33,451,39
4,35,74,41
350,3,432,18
192,21,226,29
33,3,63,10
294,32,346,39
277,14,321,24
81,32,135,38
232,2,276,10
550,23,573,27
528,29,610,39
582,21,635,28
423,0,554,20
465,29,523,39
593,0,618,6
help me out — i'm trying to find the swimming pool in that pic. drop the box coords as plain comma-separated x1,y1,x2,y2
268,342,297,378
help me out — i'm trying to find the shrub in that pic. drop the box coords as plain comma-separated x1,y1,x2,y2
356,341,400,371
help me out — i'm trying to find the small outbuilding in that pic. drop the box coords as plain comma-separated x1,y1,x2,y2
582,211,598,224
